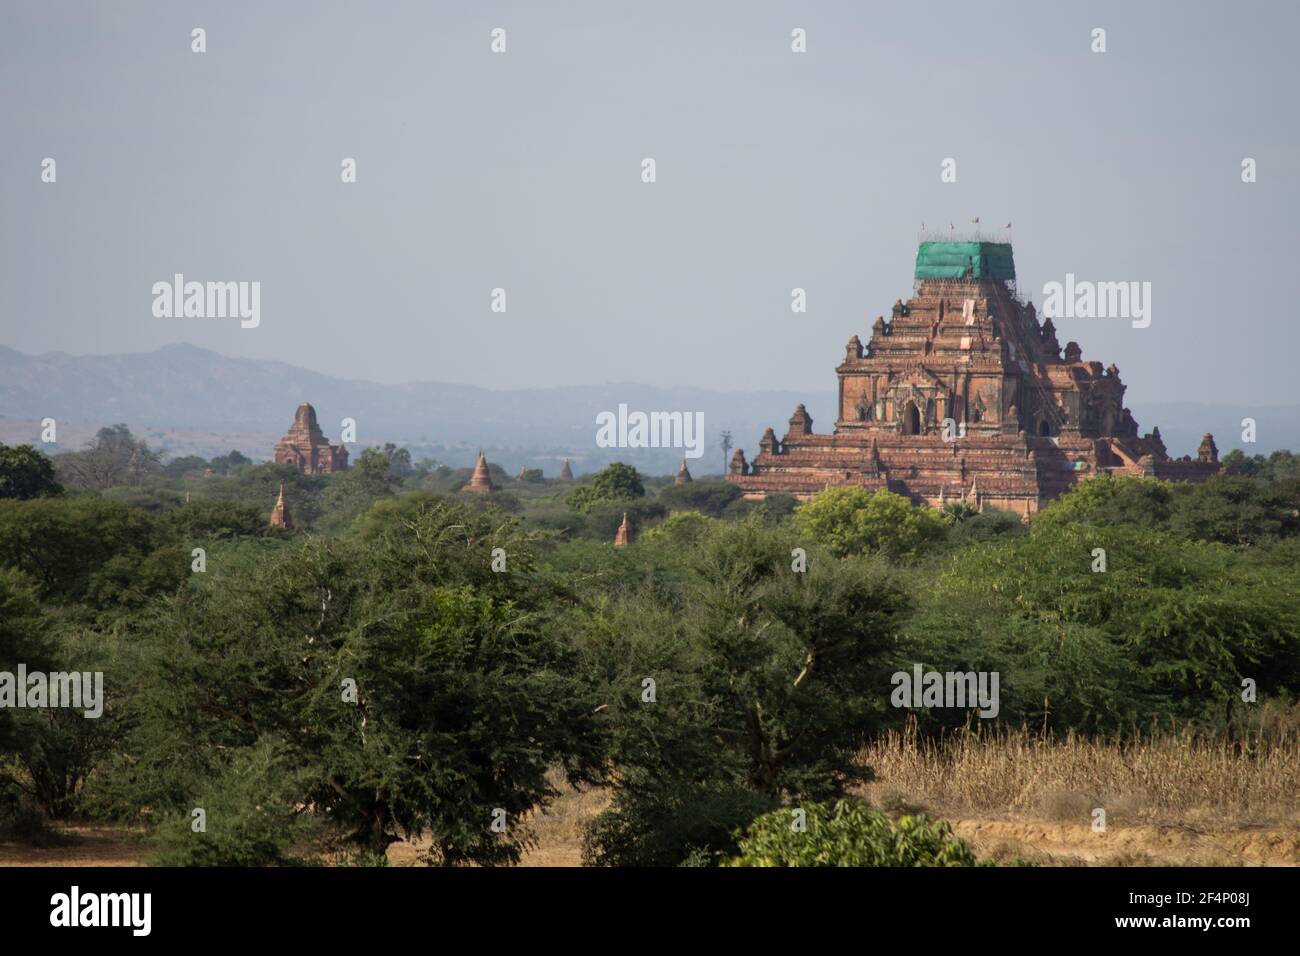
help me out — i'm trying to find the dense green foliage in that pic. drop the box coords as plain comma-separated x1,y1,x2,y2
567,462,646,513
794,487,948,559
1,433,1297,866
0,443,63,499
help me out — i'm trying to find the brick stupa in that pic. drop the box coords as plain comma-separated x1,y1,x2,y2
675,459,693,484
465,451,495,493
614,512,632,546
728,240,1220,516
274,403,348,475
269,481,293,529
560,459,574,481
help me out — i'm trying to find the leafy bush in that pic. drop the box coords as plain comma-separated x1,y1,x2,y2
148,739,312,866
162,499,268,540
583,782,776,867
945,505,1026,545
640,510,714,546
725,800,988,867
567,463,645,513
654,479,742,517
794,488,947,560
901,518,1300,732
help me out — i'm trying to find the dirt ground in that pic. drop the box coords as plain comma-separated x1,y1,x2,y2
5,783,1296,868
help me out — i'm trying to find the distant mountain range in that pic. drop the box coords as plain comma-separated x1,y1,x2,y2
0,344,834,475
0,345,1293,475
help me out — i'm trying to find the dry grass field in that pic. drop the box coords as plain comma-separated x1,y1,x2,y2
854,723,1300,866
5,726,1297,867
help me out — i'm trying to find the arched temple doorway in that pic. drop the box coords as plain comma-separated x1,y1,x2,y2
902,402,922,436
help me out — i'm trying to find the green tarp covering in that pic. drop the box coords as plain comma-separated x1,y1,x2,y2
914,242,1016,280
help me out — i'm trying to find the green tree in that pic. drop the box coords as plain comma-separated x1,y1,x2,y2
0,568,50,756
55,425,160,490
640,510,715,546
0,444,62,499
163,499,268,540
901,517,1300,732
318,448,401,530
161,455,210,479
208,450,252,474
655,479,743,517
567,462,646,514
580,520,910,865
0,498,176,606
100,499,605,865
793,487,947,560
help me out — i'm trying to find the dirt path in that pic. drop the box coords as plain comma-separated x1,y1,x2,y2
0,825,145,867
4,815,1295,868
951,819,1300,867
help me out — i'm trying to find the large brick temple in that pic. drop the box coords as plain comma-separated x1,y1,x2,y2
274,402,349,475
728,241,1220,516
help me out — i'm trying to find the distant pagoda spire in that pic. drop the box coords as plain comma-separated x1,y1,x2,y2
675,459,693,484
270,481,293,530
614,512,632,547
560,459,574,481
466,451,495,493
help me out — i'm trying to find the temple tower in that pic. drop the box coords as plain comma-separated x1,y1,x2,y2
614,512,632,546
465,451,496,493
274,403,349,475
269,481,293,529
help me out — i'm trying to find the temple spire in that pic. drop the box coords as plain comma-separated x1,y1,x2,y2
676,459,693,484
614,512,632,546
466,450,495,493
270,481,293,530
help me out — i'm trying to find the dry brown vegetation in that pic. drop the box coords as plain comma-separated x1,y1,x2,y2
854,721,1300,866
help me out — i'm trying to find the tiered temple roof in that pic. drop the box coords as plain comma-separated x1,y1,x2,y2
274,403,348,475
728,242,1219,515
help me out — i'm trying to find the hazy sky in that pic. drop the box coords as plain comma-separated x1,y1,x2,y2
3,0,1297,404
